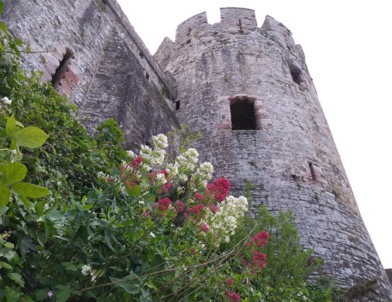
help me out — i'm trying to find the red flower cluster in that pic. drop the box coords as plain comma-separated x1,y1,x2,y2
160,182,171,193
158,198,171,211
131,156,142,168
251,231,269,248
187,204,204,215
119,158,144,190
225,278,234,286
200,221,209,233
194,193,205,201
240,230,269,274
251,250,267,269
207,178,231,202
225,290,241,302
209,204,218,213
175,200,184,213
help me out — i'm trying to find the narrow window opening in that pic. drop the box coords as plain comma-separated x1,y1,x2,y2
145,72,150,80
230,98,257,130
238,19,244,33
309,162,317,181
175,100,180,110
139,50,144,59
289,64,302,85
51,48,73,86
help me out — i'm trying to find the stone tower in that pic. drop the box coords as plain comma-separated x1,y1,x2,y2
2,1,391,299
155,8,392,299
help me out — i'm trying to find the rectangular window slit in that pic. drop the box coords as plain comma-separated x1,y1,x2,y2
309,162,317,181
175,100,180,110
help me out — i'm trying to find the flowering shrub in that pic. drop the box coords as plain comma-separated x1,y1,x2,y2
0,12,335,301
104,133,251,252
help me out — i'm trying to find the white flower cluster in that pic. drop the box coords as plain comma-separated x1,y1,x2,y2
1,97,12,105
81,264,97,282
152,134,168,150
155,170,168,186
204,195,249,246
189,162,214,189
0,97,12,115
140,144,165,167
138,134,169,167
166,147,201,184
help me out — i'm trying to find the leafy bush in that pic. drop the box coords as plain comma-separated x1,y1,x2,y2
0,8,336,301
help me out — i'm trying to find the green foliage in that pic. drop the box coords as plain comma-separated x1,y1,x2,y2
0,20,126,206
0,112,50,205
0,15,336,302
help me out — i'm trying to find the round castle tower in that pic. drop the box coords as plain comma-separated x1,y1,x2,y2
155,8,392,298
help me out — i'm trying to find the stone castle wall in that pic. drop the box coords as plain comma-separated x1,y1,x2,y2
1,0,179,149
155,8,392,299
2,2,391,299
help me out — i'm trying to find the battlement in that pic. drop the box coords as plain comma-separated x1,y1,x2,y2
220,7,257,32
175,12,209,41
174,7,294,48
175,7,257,40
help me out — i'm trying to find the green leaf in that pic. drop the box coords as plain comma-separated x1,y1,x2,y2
0,261,12,270
128,185,141,196
14,38,23,46
7,272,25,287
18,236,37,258
0,162,27,184
11,182,50,198
4,242,14,249
0,184,11,206
44,206,65,221
55,285,71,302
0,22,7,35
5,286,21,302
35,201,46,216
14,126,49,148
61,262,78,271
6,115,16,136
0,2,4,13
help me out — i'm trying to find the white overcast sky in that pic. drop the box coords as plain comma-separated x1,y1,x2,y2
117,0,392,268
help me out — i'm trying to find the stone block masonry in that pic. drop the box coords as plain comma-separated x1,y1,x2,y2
155,7,392,300
1,0,179,149
2,2,392,300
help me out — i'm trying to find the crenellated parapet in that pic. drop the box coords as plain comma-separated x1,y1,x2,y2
173,8,293,48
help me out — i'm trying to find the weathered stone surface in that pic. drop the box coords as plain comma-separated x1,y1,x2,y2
2,2,391,299
1,0,179,148
156,8,392,299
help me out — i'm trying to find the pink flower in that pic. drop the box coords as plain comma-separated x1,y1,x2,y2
226,278,234,286
175,200,185,213
251,250,266,269
160,182,172,193
195,193,205,201
251,231,269,248
214,177,230,192
159,169,169,177
225,290,241,302
209,204,218,213
131,156,142,168
200,222,209,233
207,178,231,202
48,291,54,298
158,198,171,211
187,204,205,215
